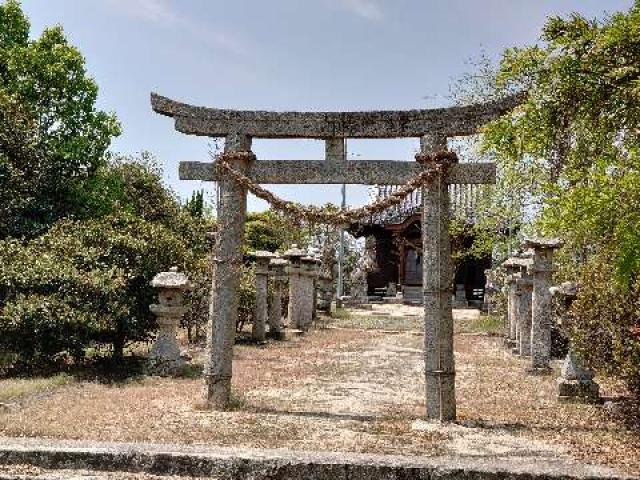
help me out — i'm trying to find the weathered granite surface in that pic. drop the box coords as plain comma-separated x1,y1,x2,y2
147,268,190,376
251,251,276,343
151,92,524,139
297,257,319,330
504,271,519,344
550,282,600,403
284,246,307,331
524,239,563,374
325,138,346,163
202,134,253,409
179,160,496,185
421,134,456,422
517,274,533,356
268,258,287,340
153,91,515,419
0,437,633,480
316,275,333,313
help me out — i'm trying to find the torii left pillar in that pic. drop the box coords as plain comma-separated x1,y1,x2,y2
203,133,253,409
421,134,456,422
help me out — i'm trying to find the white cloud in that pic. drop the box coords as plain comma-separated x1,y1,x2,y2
104,0,246,55
106,0,179,26
333,0,384,21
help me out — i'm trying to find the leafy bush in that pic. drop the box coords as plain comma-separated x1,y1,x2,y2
0,295,93,370
182,255,212,344
569,254,640,395
0,211,203,370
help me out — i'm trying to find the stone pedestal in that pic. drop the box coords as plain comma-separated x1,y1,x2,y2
284,246,306,331
523,238,563,374
549,282,599,403
299,256,320,330
482,269,493,314
251,251,276,343
557,350,600,403
420,134,456,422
268,258,288,340
511,274,522,355
516,274,533,357
148,267,191,376
503,271,518,348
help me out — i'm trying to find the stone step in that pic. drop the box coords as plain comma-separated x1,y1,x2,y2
402,286,423,305
0,437,632,480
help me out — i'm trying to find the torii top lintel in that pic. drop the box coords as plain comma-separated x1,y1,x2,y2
151,93,523,139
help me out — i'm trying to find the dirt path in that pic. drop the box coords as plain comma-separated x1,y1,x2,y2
0,310,638,475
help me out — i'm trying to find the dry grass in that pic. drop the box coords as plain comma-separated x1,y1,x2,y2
0,312,638,475
454,336,640,474
0,374,72,403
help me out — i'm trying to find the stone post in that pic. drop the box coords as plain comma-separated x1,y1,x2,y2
420,134,456,422
502,260,520,348
551,282,600,403
523,238,563,374
203,133,253,410
311,264,319,322
300,256,319,330
148,267,191,376
268,258,288,340
482,269,492,314
252,251,275,343
516,272,533,356
284,245,306,331
511,273,522,354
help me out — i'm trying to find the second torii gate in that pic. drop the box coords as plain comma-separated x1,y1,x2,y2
152,93,520,421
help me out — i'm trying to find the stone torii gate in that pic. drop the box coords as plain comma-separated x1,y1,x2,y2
151,92,520,422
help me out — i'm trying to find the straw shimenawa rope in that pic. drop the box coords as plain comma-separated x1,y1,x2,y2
215,151,457,225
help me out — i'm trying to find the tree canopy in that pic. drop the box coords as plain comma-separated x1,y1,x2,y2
483,2,640,284
0,0,120,238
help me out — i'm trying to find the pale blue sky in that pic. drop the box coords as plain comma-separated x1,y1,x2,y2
22,0,634,211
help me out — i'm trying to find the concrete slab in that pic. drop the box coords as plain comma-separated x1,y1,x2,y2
0,437,634,480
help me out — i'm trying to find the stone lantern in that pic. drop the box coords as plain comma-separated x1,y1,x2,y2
502,257,522,348
302,256,321,327
268,257,288,340
551,282,600,403
523,238,563,374
251,250,276,343
148,267,191,375
283,245,307,330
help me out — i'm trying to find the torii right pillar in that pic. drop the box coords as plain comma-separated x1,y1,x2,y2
524,238,563,374
421,134,456,422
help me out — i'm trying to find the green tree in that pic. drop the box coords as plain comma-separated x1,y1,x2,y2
0,155,213,370
186,190,205,218
483,4,640,282
244,210,307,253
0,0,120,238
479,3,640,393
